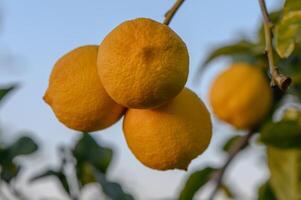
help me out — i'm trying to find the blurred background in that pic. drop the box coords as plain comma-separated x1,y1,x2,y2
0,0,284,199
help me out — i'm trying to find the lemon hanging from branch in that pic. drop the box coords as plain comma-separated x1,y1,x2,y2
209,63,272,129
97,18,189,109
123,88,212,170
44,45,126,132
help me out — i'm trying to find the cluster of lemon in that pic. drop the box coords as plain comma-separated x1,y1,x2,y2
44,18,212,171
44,18,272,171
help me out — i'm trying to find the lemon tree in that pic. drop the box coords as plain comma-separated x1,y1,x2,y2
179,0,301,199
2,0,301,199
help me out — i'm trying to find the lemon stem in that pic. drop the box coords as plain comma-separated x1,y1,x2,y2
258,0,291,90
163,0,185,25
208,130,255,200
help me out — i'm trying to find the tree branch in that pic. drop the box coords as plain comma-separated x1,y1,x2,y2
163,0,185,25
258,0,291,91
208,131,255,200
60,146,80,200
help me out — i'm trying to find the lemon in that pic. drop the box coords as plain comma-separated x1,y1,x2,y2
97,18,189,109
44,45,125,132
123,88,212,170
209,63,272,129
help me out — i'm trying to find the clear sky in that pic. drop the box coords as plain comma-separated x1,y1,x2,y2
0,0,283,199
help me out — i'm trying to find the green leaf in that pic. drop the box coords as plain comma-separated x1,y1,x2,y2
178,167,215,200
73,134,113,174
222,135,243,153
200,40,259,68
0,85,16,104
30,170,70,195
76,161,96,186
94,170,134,200
8,136,38,158
0,136,38,183
260,120,301,149
267,146,301,200
283,0,301,15
257,181,277,200
274,10,301,58
0,161,20,183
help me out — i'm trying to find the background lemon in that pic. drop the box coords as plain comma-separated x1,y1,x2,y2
123,88,212,171
44,45,125,132
209,63,272,129
98,18,189,109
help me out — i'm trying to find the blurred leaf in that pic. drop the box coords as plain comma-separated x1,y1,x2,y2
260,120,301,148
8,136,38,158
76,161,96,186
283,0,301,15
0,85,16,103
267,146,301,200
0,136,37,183
200,40,259,69
222,135,243,153
0,161,20,183
30,169,70,195
257,181,277,200
274,6,301,58
73,134,113,189
220,184,235,199
282,107,301,124
178,167,215,200
73,134,113,174
279,53,301,99
94,170,134,200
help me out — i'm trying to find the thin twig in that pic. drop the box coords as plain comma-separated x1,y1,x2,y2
258,0,291,90
60,146,80,200
163,0,185,25
208,131,255,200
9,186,27,200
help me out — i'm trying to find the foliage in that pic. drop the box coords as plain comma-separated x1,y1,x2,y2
179,167,216,200
222,135,244,153
30,134,134,199
274,0,301,58
199,40,262,69
260,120,301,148
0,85,17,105
0,86,38,184
267,147,301,200
2,0,301,200
257,181,277,200
31,169,71,195
180,0,301,199
94,170,134,200
0,85,133,199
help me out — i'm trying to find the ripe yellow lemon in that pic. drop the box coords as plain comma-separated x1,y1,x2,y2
123,88,212,170
97,18,189,109
209,63,272,129
44,45,125,132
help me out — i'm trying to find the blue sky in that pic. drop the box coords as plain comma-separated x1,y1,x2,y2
0,0,283,199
